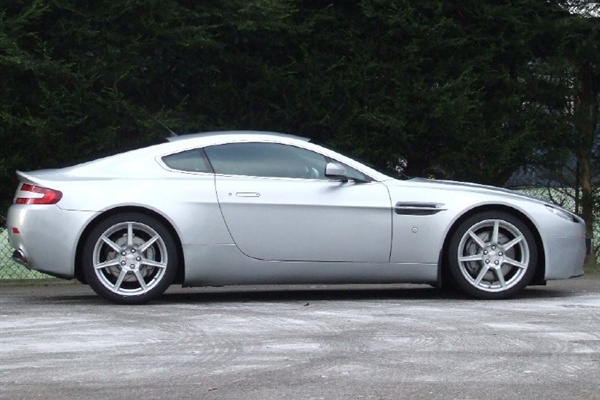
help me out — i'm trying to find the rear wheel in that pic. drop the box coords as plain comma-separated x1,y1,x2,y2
82,213,178,304
448,211,538,299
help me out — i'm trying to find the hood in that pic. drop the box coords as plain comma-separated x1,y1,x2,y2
403,177,549,205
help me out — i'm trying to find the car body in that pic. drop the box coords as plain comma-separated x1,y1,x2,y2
6,131,589,304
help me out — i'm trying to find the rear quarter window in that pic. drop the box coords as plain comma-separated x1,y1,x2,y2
161,149,212,173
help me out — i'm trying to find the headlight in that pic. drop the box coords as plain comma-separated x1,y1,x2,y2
545,205,576,222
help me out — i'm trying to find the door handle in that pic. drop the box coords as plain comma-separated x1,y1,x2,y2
235,192,261,198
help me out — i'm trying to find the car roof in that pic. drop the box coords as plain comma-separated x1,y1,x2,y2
166,130,310,143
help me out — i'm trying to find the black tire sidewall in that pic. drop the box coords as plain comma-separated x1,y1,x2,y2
448,211,538,300
82,213,178,304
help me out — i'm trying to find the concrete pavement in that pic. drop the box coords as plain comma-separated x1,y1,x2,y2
1,278,599,400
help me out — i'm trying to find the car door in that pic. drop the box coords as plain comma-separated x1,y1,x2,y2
204,142,392,263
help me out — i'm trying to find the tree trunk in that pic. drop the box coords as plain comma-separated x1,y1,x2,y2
575,61,598,267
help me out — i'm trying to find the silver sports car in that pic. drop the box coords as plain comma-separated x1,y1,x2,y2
6,131,588,304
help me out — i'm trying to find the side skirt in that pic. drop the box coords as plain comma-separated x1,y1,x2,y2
181,244,438,287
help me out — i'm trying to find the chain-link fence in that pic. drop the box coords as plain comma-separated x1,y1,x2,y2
1,225,53,280
0,187,598,281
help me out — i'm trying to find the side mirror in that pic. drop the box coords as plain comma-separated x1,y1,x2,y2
325,162,348,182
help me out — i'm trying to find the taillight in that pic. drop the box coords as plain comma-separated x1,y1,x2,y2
14,183,63,205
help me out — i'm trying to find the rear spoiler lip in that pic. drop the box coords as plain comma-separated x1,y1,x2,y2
15,169,67,188
16,170,42,185
16,169,83,184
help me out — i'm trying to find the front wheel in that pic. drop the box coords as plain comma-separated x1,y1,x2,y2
447,211,538,299
82,213,178,304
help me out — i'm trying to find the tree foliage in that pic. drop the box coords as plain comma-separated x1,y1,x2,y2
1,1,598,262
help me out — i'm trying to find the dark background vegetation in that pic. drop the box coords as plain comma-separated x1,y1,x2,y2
1,0,598,263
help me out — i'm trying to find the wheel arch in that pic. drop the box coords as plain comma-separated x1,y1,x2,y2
439,204,546,287
74,206,185,285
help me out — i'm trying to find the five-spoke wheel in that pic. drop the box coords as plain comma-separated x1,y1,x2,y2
448,211,537,299
82,213,178,304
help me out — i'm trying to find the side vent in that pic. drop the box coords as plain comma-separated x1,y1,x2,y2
394,202,447,216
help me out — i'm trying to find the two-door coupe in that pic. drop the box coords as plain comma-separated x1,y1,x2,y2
6,131,588,304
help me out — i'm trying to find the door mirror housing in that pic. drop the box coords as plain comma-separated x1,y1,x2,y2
325,162,348,182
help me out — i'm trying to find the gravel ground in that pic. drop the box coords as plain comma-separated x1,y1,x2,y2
1,277,599,400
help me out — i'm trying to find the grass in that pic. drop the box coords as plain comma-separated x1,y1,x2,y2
584,260,600,275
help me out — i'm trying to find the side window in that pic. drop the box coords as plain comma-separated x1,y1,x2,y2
204,142,328,179
161,149,212,173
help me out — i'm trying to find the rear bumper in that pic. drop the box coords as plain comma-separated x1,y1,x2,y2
7,204,96,279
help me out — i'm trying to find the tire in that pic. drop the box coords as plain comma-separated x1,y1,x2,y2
82,213,178,304
447,211,538,299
